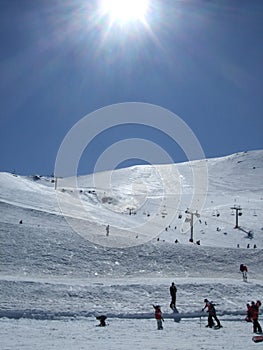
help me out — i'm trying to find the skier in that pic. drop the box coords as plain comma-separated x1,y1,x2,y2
251,300,262,334
96,315,107,327
240,264,248,282
202,299,222,329
170,282,177,310
153,304,164,330
106,224,110,236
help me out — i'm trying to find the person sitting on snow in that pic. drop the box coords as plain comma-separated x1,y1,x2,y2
96,315,107,327
245,303,253,322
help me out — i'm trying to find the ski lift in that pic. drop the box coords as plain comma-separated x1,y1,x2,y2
161,209,167,218
253,210,257,217
231,210,235,216
238,212,242,216
247,231,254,239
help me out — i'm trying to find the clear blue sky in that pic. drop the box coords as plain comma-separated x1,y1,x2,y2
0,0,262,175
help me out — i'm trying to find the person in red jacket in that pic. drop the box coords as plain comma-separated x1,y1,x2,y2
153,304,164,330
96,315,107,327
251,300,262,334
240,264,248,282
245,303,253,322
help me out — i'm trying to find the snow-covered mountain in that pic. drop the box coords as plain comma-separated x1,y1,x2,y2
0,150,262,350
1,150,262,248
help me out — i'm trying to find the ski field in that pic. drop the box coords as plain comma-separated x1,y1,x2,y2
0,150,263,349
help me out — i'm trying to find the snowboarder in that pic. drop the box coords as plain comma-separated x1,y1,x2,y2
251,300,262,334
153,304,164,330
106,224,110,236
96,315,107,327
202,299,222,329
240,264,248,282
170,282,177,310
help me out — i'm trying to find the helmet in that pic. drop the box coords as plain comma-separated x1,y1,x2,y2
204,299,208,303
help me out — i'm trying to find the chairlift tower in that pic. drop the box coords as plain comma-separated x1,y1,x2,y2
230,205,242,228
185,209,200,242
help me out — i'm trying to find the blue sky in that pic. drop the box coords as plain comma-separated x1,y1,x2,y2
0,0,262,175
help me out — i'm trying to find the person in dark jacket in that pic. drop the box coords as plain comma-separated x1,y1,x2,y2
240,264,248,282
170,282,177,310
202,299,222,328
96,315,107,327
106,225,110,236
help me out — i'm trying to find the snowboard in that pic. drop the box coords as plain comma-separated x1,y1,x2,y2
252,335,263,343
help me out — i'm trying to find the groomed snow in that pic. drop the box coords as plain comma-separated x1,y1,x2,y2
1,317,261,350
0,150,262,349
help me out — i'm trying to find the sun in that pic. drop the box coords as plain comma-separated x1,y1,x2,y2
100,0,149,24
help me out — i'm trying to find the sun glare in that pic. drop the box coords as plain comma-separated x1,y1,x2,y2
101,0,149,24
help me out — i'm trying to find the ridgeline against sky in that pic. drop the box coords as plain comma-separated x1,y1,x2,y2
0,0,262,175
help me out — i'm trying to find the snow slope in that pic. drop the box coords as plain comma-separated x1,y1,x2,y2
1,150,262,248
0,150,263,349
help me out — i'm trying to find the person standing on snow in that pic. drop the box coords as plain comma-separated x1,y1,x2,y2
240,264,248,282
245,303,253,322
106,224,110,236
153,305,164,330
202,299,222,329
251,300,262,334
170,282,177,310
